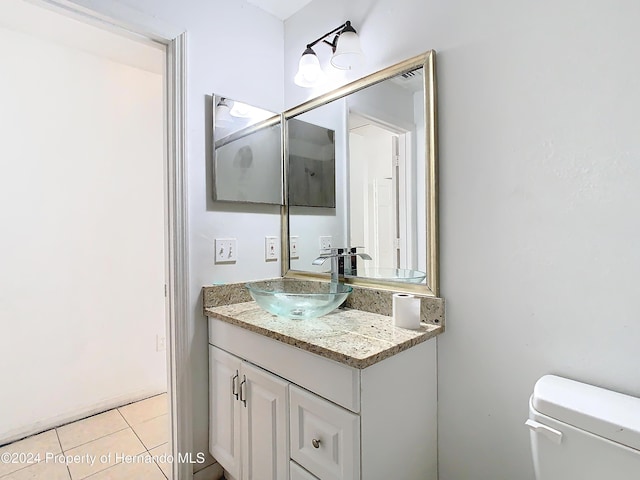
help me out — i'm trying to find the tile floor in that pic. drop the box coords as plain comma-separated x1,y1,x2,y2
0,394,172,480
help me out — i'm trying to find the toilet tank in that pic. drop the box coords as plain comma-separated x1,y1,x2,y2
527,375,640,480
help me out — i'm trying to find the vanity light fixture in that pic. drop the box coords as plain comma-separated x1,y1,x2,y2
294,20,364,88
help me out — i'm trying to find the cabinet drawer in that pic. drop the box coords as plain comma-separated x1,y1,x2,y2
290,385,360,480
290,461,320,480
209,317,360,412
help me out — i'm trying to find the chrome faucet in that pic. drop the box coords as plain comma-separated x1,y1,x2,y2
312,247,372,284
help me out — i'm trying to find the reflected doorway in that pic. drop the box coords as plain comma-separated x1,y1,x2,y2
348,113,412,271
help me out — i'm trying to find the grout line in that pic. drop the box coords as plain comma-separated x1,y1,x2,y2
121,412,169,430
53,429,73,480
78,432,148,480
119,413,149,452
0,464,31,478
117,394,169,429
0,429,63,479
58,409,130,453
146,443,170,480
156,458,170,480
61,429,131,454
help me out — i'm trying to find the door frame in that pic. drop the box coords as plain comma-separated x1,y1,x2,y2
35,1,190,478
348,112,414,271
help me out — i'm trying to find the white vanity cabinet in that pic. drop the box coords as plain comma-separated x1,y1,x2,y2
208,315,438,480
209,345,289,480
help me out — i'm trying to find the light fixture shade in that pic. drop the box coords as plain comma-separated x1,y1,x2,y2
331,30,364,70
229,101,251,117
215,98,233,125
294,48,325,87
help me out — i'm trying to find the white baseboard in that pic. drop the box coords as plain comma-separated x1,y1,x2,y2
0,387,166,446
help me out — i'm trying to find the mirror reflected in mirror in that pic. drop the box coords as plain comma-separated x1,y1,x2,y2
284,51,438,295
288,118,336,208
212,94,282,204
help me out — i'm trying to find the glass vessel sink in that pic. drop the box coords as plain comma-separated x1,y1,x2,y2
353,267,427,284
246,279,353,320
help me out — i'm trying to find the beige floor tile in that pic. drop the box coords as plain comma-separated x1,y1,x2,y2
82,454,166,480
57,410,129,451
0,430,61,477
118,394,167,426
64,428,145,480
0,460,70,480
148,443,172,480
130,415,168,450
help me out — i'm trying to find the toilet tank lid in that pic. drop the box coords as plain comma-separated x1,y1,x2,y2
532,375,640,451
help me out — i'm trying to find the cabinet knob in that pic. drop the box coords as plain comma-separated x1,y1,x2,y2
312,438,321,449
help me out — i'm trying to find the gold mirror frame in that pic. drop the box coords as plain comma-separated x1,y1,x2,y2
281,50,439,297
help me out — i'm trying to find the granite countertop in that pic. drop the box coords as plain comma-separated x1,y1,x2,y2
205,301,442,369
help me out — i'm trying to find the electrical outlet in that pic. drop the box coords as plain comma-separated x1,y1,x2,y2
265,236,278,261
290,236,299,259
319,235,332,252
156,334,166,352
215,238,237,263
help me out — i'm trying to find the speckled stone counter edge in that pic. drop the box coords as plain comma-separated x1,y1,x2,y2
202,279,445,327
205,302,442,369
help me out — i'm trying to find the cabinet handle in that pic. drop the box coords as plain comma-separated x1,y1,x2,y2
312,438,321,449
232,371,239,400
239,375,247,407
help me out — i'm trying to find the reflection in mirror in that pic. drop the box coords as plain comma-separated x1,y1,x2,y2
285,52,438,295
347,66,426,283
212,94,282,204
288,118,336,208
288,98,348,274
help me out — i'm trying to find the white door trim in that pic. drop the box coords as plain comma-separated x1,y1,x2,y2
33,1,191,479
165,31,192,480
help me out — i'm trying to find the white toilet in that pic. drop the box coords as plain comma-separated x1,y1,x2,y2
527,375,640,479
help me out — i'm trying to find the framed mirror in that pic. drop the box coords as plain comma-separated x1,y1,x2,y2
212,94,283,204
282,51,439,296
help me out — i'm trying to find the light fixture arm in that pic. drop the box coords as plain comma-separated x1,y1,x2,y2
305,21,354,53
294,20,363,87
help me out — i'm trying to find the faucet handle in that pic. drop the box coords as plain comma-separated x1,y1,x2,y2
329,246,365,255
345,247,372,260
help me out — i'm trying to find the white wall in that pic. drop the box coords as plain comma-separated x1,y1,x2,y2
66,0,286,463
0,23,165,442
285,1,640,479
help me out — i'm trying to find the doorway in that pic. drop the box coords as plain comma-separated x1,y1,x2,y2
348,113,412,273
0,0,188,478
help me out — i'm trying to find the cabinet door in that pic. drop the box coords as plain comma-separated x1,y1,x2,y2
241,362,289,480
209,345,242,479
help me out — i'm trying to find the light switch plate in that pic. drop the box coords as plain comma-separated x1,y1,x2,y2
156,334,166,352
319,235,332,252
290,236,299,259
265,236,278,261
215,238,237,263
